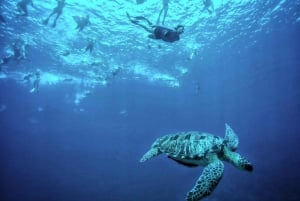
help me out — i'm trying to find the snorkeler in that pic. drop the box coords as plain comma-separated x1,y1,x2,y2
16,0,38,16
202,0,215,14
73,14,91,32
156,0,169,25
30,69,40,93
43,0,66,28
126,12,184,43
85,38,95,53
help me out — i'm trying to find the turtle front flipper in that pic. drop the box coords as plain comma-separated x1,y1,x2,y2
140,148,161,162
186,159,224,201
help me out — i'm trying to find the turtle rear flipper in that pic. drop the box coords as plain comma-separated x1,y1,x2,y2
140,148,161,162
186,159,224,201
224,123,239,151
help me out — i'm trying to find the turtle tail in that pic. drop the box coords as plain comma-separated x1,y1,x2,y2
140,148,161,162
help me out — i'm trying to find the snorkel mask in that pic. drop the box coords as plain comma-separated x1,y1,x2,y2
175,25,184,34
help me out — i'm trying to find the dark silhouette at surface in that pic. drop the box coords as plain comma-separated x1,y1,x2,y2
17,0,37,16
127,12,184,43
73,15,91,32
43,0,66,28
85,38,95,53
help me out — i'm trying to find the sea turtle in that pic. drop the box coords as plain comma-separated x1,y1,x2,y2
140,124,253,201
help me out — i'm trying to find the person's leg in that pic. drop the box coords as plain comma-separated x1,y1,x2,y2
17,2,28,16
127,12,153,33
89,46,93,53
156,8,163,25
52,12,62,27
135,16,153,26
43,10,55,25
17,2,22,13
162,6,168,25
23,5,28,16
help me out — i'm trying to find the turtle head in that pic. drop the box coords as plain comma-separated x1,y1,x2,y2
222,147,253,172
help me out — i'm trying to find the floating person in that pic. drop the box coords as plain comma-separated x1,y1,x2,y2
43,0,66,28
0,15,6,23
84,38,95,53
140,124,253,201
73,14,91,32
16,0,38,16
156,0,169,25
30,69,40,93
126,12,184,43
202,0,215,14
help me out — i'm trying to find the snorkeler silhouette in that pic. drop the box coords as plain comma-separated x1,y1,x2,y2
43,0,66,28
73,14,91,32
127,12,184,43
85,38,95,53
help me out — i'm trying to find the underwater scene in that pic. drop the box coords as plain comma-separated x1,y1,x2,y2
0,0,300,201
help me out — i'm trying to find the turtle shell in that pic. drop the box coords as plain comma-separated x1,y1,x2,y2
153,131,224,165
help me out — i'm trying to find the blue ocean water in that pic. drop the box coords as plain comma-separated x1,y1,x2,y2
1,0,300,201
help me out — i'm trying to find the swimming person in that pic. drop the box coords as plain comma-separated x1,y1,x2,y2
126,12,184,43
156,0,169,25
43,0,66,28
85,38,95,53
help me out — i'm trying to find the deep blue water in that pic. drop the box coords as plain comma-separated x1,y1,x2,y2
1,1,300,201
